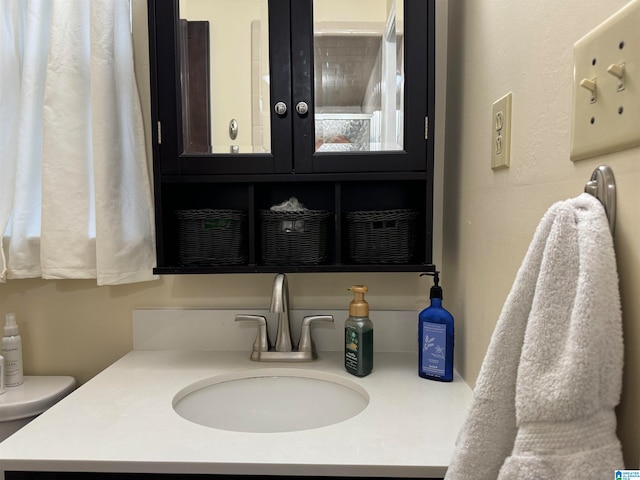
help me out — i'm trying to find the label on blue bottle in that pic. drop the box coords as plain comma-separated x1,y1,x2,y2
421,322,446,376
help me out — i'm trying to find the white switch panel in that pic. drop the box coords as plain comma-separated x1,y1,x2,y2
492,93,512,170
571,0,640,161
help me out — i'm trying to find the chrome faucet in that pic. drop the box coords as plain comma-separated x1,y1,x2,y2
270,273,293,352
235,273,333,362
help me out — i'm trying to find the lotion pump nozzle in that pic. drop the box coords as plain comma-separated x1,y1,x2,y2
348,285,369,317
4,313,19,336
420,271,443,299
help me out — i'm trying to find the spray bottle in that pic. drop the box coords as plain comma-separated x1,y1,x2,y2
419,272,454,381
345,285,373,377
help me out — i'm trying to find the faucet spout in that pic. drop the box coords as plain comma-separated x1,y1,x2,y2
237,273,333,361
270,273,293,352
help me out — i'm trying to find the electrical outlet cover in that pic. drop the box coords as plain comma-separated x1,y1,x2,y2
571,0,640,161
492,93,512,170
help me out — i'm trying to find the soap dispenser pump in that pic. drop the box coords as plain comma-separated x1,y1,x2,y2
419,271,454,382
344,285,373,377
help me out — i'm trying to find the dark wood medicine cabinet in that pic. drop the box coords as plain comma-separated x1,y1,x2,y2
147,0,436,274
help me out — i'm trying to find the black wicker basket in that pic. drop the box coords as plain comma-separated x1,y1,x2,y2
346,209,418,264
176,209,247,266
260,209,331,265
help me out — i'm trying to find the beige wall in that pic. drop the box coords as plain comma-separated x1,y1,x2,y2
445,0,640,467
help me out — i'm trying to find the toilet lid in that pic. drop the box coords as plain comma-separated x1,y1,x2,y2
0,376,76,421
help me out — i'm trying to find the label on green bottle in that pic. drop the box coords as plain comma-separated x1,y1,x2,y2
345,325,373,376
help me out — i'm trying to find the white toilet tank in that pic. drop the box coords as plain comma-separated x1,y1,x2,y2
0,376,76,441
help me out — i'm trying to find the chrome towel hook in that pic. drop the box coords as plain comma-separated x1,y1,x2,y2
585,165,616,234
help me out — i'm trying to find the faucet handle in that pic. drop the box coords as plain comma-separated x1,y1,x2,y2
235,314,270,353
298,315,334,355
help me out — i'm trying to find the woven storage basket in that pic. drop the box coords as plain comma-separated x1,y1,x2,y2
346,209,418,264
260,209,331,265
176,209,247,266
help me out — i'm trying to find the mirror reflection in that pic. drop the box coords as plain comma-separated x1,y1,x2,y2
178,0,404,155
314,0,404,153
179,0,271,154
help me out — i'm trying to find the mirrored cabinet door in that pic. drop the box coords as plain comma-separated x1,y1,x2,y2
292,0,430,173
150,0,293,175
313,1,405,154
150,0,431,176
179,1,271,156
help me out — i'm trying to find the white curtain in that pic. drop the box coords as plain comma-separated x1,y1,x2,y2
0,0,157,285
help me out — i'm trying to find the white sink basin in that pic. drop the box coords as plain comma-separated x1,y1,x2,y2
173,368,369,433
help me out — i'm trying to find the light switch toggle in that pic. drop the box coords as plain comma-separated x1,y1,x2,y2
570,0,640,161
580,78,598,103
607,62,626,91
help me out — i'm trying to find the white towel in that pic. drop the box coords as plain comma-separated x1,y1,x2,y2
444,193,624,479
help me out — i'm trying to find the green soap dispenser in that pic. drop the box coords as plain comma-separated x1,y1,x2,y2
345,285,373,377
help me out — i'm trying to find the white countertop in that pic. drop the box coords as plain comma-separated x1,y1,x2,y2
0,350,472,478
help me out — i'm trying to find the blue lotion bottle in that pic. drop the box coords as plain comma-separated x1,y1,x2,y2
418,271,454,382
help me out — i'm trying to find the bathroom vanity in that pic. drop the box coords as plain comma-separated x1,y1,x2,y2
0,310,473,479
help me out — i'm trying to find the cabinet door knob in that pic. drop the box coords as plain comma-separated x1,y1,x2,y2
274,101,288,116
228,119,238,140
295,101,309,115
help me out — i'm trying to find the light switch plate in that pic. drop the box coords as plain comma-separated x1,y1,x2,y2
571,0,640,161
492,93,512,170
